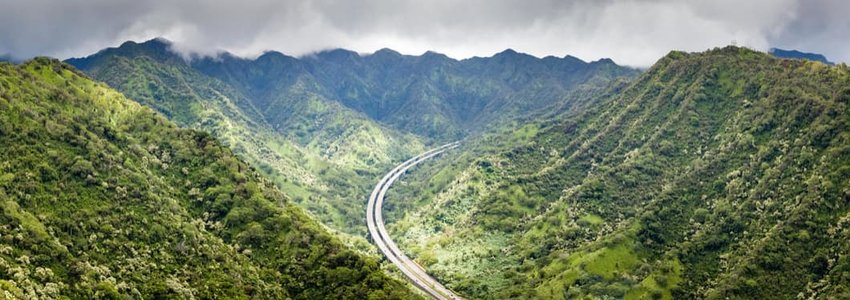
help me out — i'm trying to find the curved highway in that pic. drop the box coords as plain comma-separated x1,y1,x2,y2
367,142,463,300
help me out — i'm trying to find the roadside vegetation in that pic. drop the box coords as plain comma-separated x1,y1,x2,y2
387,47,850,299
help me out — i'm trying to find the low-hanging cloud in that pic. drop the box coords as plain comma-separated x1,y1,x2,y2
1,0,847,67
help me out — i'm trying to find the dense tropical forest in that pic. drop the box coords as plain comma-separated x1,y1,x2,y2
0,58,418,299
385,47,850,299
64,40,425,242
4,0,850,298
2,37,848,300
64,39,637,243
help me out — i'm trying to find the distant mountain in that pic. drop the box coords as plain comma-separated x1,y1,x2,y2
770,48,834,65
386,47,850,298
0,58,417,299
68,39,638,141
66,38,637,237
19,37,850,299
66,38,183,69
0,54,19,63
191,44,639,140
66,38,426,237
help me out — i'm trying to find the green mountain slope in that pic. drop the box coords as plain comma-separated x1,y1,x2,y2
65,39,635,238
0,58,418,299
191,47,639,140
386,47,850,299
67,40,425,237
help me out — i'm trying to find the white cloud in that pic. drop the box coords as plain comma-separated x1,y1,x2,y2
0,0,846,67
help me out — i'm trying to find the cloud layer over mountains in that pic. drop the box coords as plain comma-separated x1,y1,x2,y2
1,0,847,66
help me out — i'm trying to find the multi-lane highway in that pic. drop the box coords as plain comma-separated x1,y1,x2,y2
366,142,463,300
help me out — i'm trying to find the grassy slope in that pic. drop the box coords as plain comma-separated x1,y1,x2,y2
0,58,419,299
257,49,640,141
387,47,850,299
69,50,425,238
66,40,638,242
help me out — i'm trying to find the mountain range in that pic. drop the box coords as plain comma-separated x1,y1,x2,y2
69,39,637,140
189,45,635,140
385,46,850,299
2,37,847,299
64,38,638,239
0,58,416,299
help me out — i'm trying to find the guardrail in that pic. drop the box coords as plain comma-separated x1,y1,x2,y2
366,142,463,300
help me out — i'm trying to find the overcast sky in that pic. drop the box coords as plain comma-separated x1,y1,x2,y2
1,0,847,67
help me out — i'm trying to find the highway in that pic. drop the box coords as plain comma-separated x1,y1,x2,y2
366,142,463,300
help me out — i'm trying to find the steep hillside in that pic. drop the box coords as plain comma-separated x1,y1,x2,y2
67,40,425,237
65,39,635,238
192,46,638,140
386,47,850,299
0,58,418,299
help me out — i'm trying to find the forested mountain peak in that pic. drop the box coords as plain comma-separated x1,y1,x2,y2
371,47,403,58
420,50,452,59
255,50,296,62
64,40,426,239
491,48,536,61
384,46,850,299
312,48,361,61
5,1,850,298
9,34,848,300
590,57,616,65
69,39,639,140
67,38,181,69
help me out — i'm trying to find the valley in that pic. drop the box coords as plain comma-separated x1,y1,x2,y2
384,47,850,299
64,38,637,243
0,58,417,299
1,23,848,299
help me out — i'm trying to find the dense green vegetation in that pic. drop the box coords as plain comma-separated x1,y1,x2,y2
0,58,418,299
7,38,849,299
67,40,426,238
65,39,636,240
190,48,638,140
387,47,850,299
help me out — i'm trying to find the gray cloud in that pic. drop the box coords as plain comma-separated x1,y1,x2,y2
0,0,847,66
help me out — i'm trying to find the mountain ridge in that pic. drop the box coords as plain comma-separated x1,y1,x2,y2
8,36,850,299
68,38,628,66
65,38,637,238
383,46,850,299
0,57,419,299
66,41,427,239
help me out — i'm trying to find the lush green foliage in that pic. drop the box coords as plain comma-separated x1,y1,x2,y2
190,48,638,140
387,47,850,299
13,39,849,299
0,58,418,299
65,39,636,240
67,40,426,237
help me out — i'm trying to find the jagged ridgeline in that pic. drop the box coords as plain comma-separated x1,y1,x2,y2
0,58,419,299
64,39,637,237
188,46,637,140
65,39,428,237
387,47,850,299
